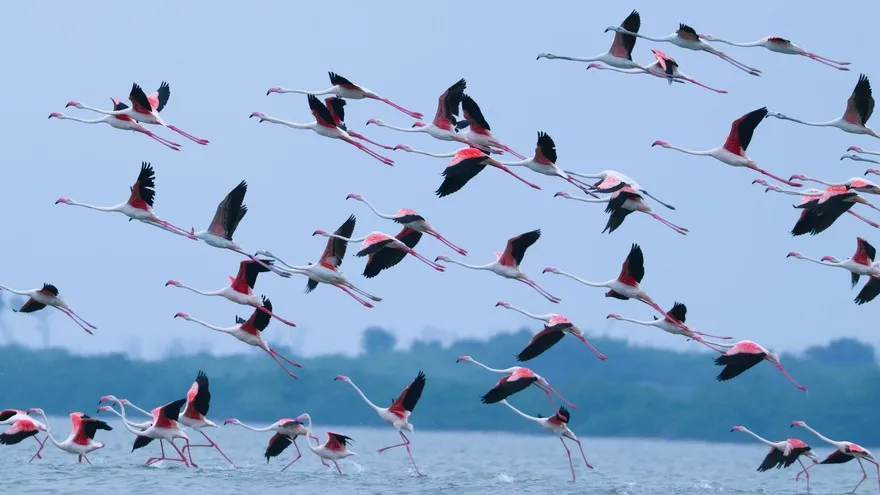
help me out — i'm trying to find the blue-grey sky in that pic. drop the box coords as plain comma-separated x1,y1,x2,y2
4,1,878,359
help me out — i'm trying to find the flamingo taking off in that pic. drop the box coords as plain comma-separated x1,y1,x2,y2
537,10,643,70
256,215,383,307
98,396,192,467
250,95,394,165
730,425,819,492
26,410,111,465
605,22,761,75
498,400,593,482
791,421,879,493
435,148,541,197
606,301,733,351
787,237,880,287
55,161,197,240
753,179,880,231
652,107,802,187
554,188,688,235
267,72,423,119
312,227,446,277
165,258,297,327
224,418,326,471
495,301,606,361
767,74,878,139
564,169,676,210
323,97,395,150
0,283,96,334
454,94,525,158
588,49,728,93
1,410,47,462
66,81,209,145
436,229,560,303
177,371,234,467
49,97,181,150
713,341,807,392
346,193,467,255
335,372,426,476
173,298,302,378
456,356,577,410
294,413,356,475
698,33,850,70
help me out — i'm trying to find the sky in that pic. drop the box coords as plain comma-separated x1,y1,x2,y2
2,1,879,359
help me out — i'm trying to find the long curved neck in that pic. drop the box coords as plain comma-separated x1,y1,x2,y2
0,285,29,296
400,148,455,157
547,54,602,63
234,421,274,432
113,402,147,437
561,195,609,204
794,255,835,267
56,114,108,124
498,159,531,167
377,123,427,133
101,407,150,429
31,411,62,447
183,316,236,333
613,315,658,326
321,233,367,243
444,258,494,270
548,269,605,287
344,380,383,413
800,424,842,448
65,200,120,212
275,87,333,96
464,359,510,374
737,428,776,447
710,38,766,47
259,115,314,129
500,401,541,423
615,28,666,42
663,144,714,156
796,176,835,186
302,416,319,451
75,103,128,116
775,115,840,127
178,285,222,297
502,305,551,322
124,402,153,418
769,187,821,196
356,198,394,220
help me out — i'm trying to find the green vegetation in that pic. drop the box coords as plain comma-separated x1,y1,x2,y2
1,326,877,445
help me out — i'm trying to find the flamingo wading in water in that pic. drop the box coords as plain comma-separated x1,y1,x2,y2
730,425,819,492
224,418,327,471
1,283,96,334
791,421,879,493
456,356,577,410
99,396,193,467
698,33,850,70
537,10,643,70
49,97,181,150
495,301,606,361
0,410,47,462
177,371,235,467
26,410,111,465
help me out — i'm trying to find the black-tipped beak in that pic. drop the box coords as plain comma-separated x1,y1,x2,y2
730,428,735,432
789,424,794,428
65,103,72,108
265,90,271,96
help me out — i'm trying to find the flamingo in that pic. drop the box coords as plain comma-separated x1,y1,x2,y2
249,95,394,165
456,356,577,410
588,49,728,93
454,94,525,158
294,413,356,475
605,22,761,75
94,399,173,456
563,169,676,210
0,410,47,461
173,298,302,378
498,400,593,482
55,161,197,240
789,174,880,194
165,258,297,327
730,425,819,492
392,144,501,159
0,283,96,334
606,301,733,351
698,33,850,70
66,81,209,145
435,147,541,197
542,244,688,331
790,186,880,236
98,396,192,467
752,179,880,230
335,372,426,476
495,301,606,361
176,371,234,467
255,215,383,307
435,229,560,303
267,72,423,119
855,274,880,305
537,10,644,70
791,421,879,493
652,107,802,187
49,98,181,150
713,341,807,392
787,237,879,287
843,146,880,168
345,193,467,255
553,188,688,235
767,75,878,138
497,132,601,195
311,227,446,277
26,410,111,465
223,418,327,471
323,97,395,150
192,180,289,278
585,58,688,83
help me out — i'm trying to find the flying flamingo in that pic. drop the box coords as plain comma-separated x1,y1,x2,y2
855,275,880,305
267,72,423,119
0,418,45,461
537,10,644,70
790,186,880,236
312,227,446,277
730,425,819,492
0,283,96,334
652,107,802,186
786,237,879,287
791,421,879,493
495,301,606,361
26,410,111,465
98,396,192,467
843,146,880,168
66,81,209,144
255,215,383,307
563,169,676,210
435,229,560,303
294,413,356,475
542,244,688,331
176,371,235,467
173,298,302,378
789,174,880,194
498,400,593,482
496,132,601,195
605,22,761,75
346,193,467,255
323,97,395,150
553,188,689,235
453,94,525,158
713,341,807,392
165,258,297,327
435,148,541,197
392,144,502,158
335,372,426,476
698,33,850,70
606,301,733,350
752,179,880,230
49,98,181,150
249,95,394,165
588,49,728,93
224,418,327,471
767,75,878,138
585,57,688,83
456,356,577,410
55,161,197,240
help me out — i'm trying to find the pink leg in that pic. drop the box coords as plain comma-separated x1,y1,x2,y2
853,458,868,493
572,438,594,469
333,460,343,475
333,283,374,308
254,304,297,327
428,231,468,256
136,129,182,150
805,54,850,70
28,435,45,463
399,432,423,476
870,458,880,490
146,440,187,467
54,307,94,335
374,97,424,120
559,437,576,482
681,76,728,94
796,458,811,492
308,437,331,467
519,278,561,303
141,218,198,240
266,348,302,378
494,165,541,190
348,131,395,150
710,50,762,74
82,455,92,465
342,137,394,165
166,125,209,145
537,382,578,410
846,210,880,228
489,140,526,160
774,363,807,392
643,212,689,234
158,219,199,240
565,177,603,198
404,248,446,272
342,281,382,302
230,248,292,279
576,335,607,361
280,441,303,472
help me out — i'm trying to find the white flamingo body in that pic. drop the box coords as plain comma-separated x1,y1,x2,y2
48,111,181,150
